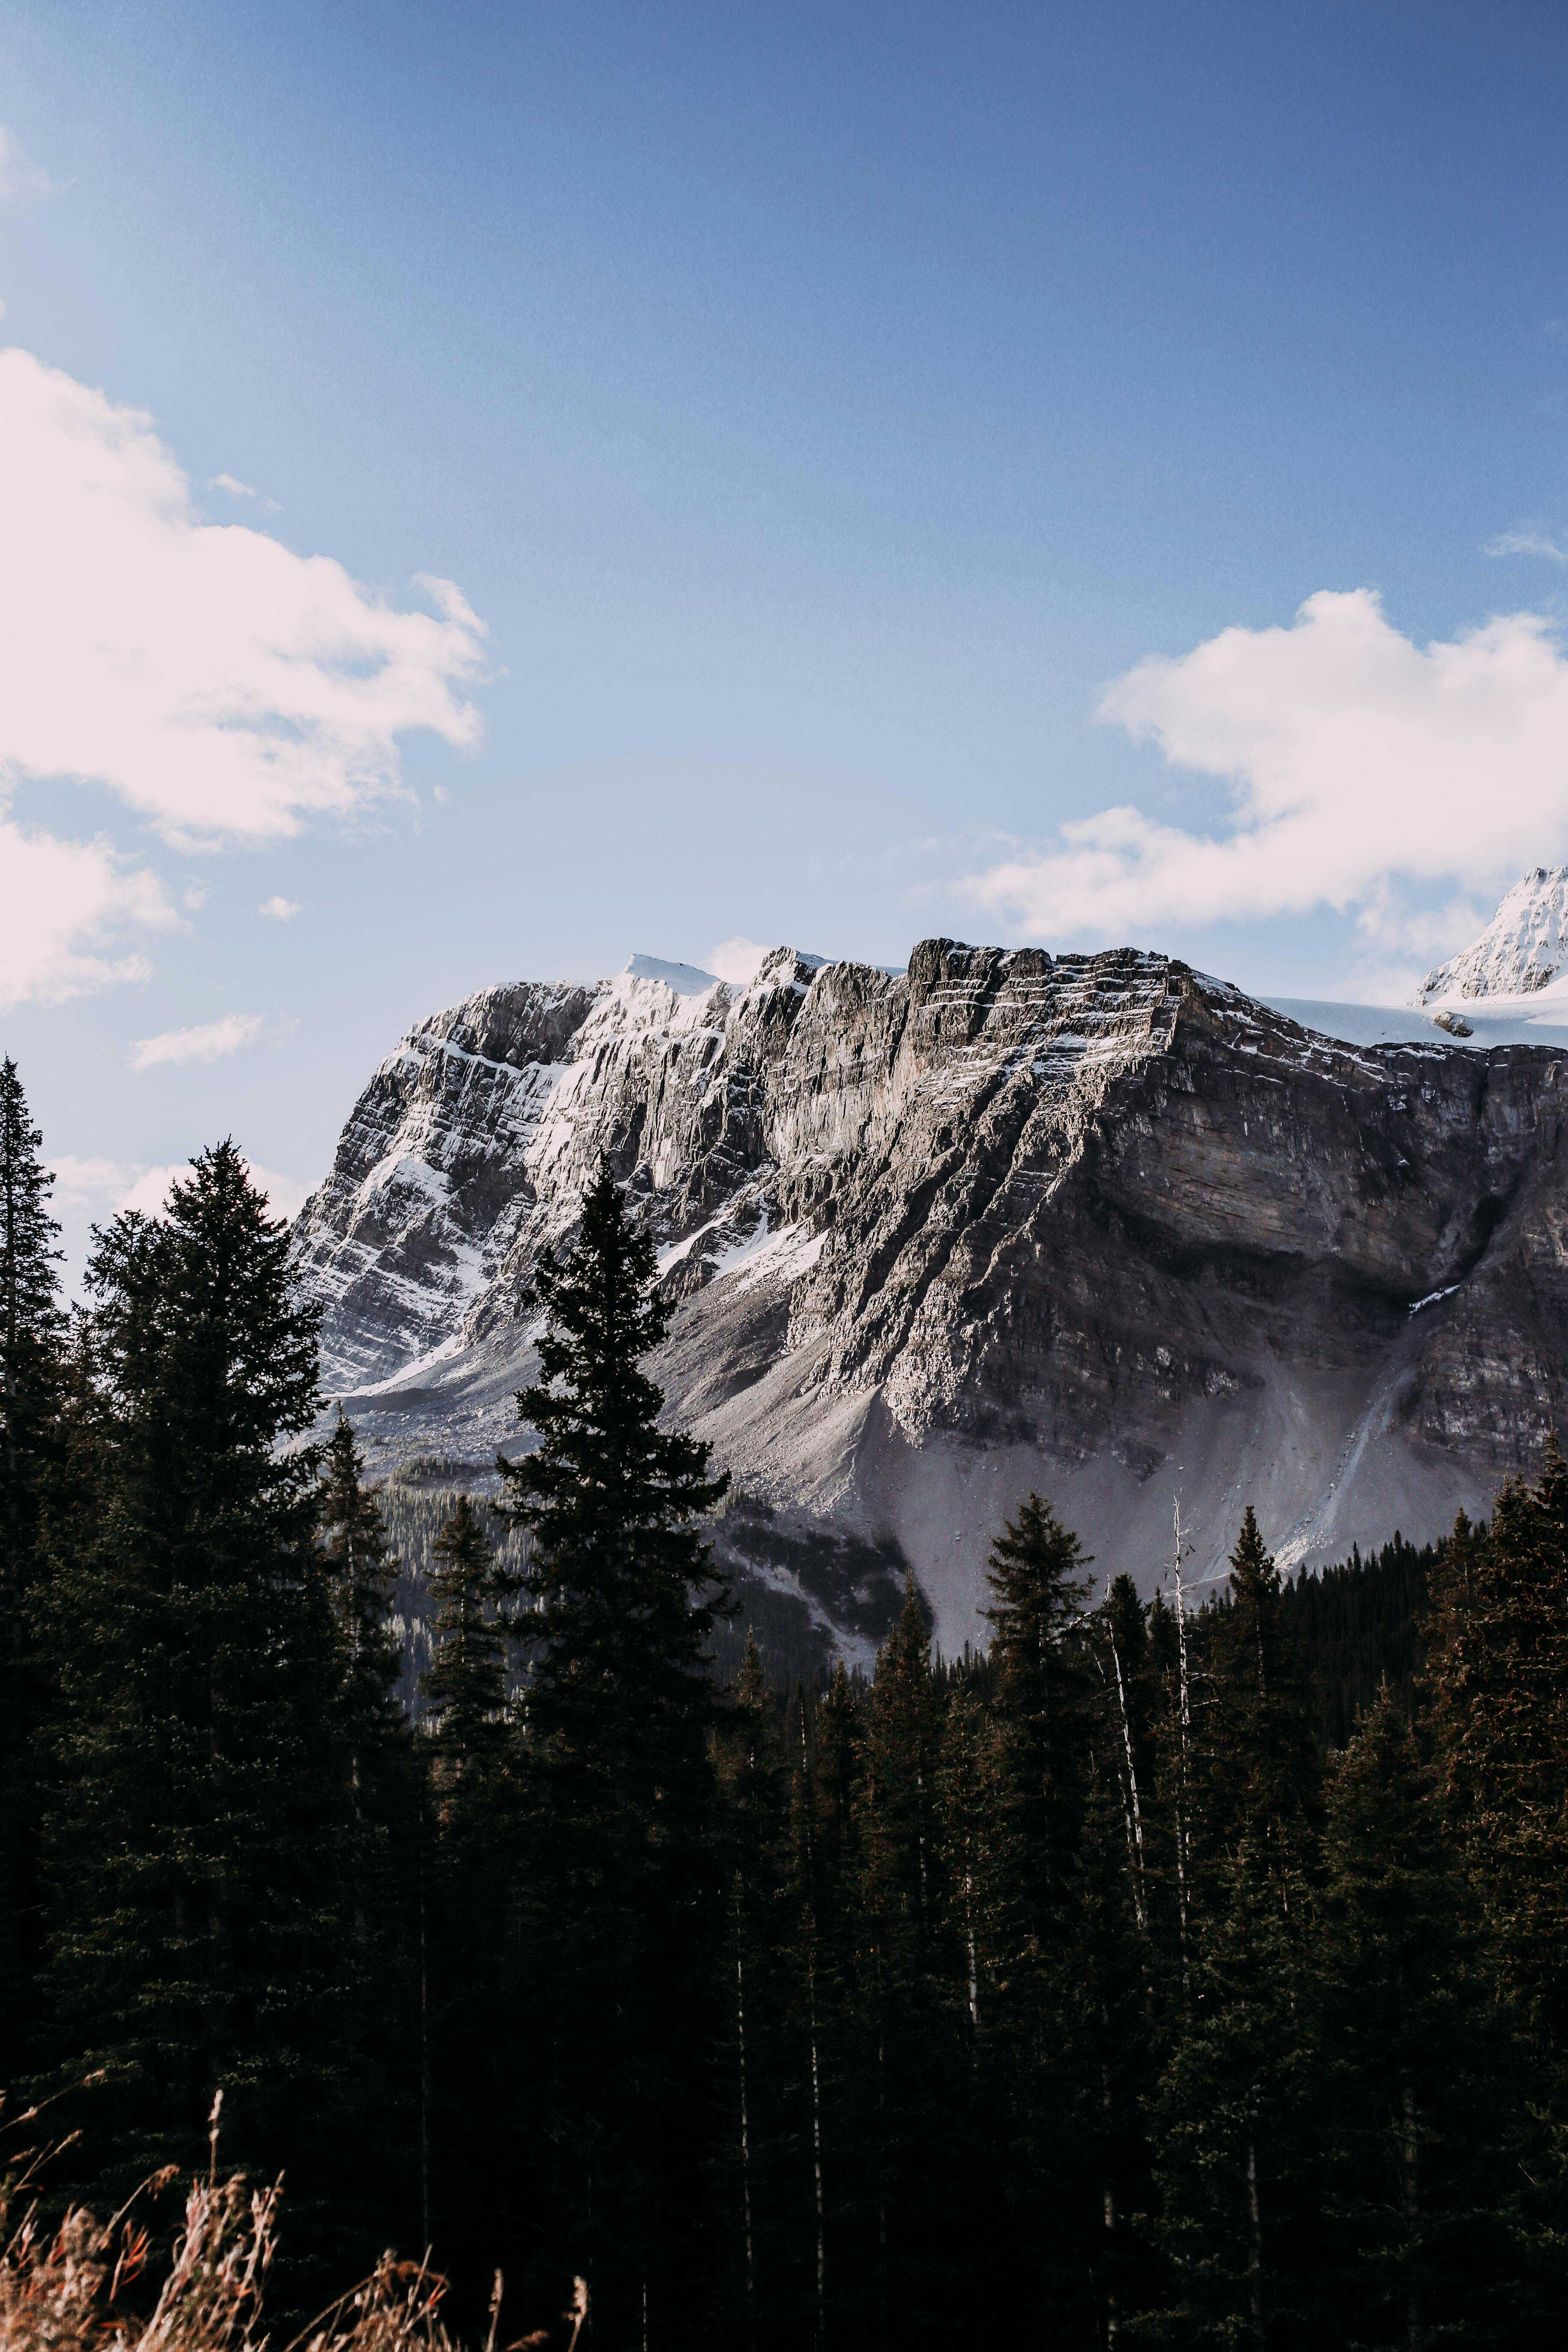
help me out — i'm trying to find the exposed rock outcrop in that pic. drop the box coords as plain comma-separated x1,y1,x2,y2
292,941,1568,1657
1417,867,1568,1004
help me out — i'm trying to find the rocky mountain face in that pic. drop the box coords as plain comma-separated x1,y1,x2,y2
291,939,1568,1664
1417,867,1568,1004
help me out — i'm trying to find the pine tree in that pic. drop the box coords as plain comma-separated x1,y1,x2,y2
856,1577,959,2341
1429,1451,1568,2064
0,1057,64,2070
1198,1507,1318,1867
1314,1687,1528,2347
497,1163,730,2347
1150,1509,1322,2348
982,1491,1093,1939
422,1494,514,1783
38,1144,357,2269
711,1633,796,2346
785,1661,862,2349
978,1494,1099,2331
315,1413,423,2259
417,1494,525,2309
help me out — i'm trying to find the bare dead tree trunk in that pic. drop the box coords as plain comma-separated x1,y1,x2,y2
1246,2138,1265,2350
735,1889,756,2341
1401,2076,1421,2350
797,1706,827,2348
1103,2059,1119,2348
1172,1502,1194,1998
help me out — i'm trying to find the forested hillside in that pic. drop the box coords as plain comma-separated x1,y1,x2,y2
3,1054,1566,2349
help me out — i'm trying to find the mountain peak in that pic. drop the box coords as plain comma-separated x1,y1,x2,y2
1415,867,1568,1004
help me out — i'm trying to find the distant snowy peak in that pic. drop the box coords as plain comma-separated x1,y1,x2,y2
622,954,722,995
1416,868,1568,1005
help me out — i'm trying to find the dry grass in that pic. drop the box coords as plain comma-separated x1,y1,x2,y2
0,2096,583,2352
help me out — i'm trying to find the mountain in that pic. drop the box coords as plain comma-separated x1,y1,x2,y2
1417,867,1568,1007
291,939,1568,1663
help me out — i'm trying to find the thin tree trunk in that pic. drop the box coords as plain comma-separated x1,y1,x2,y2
1172,1504,1193,1995
419,1792,432,2251
797,1708,827,2347
1245,2138,1264,2350
808,1959,826,2345
1401,2076,1421,2349
735,1890,755,2340
1107,1638,1147,1933
1103,2060,1118,2348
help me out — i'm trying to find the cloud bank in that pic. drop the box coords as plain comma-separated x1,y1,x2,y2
0,347,489,843
0,343,490,1006
0,815,176,1009
52,1154,309,1222
128,1013,264,1072
971,590,1568,965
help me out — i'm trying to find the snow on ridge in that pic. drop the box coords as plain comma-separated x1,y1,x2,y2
623,953,723,994
1416,867,1568,1006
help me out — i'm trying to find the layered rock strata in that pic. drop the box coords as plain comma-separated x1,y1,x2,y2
292,941,1568,1657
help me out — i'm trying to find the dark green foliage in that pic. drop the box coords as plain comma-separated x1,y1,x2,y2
1281,1533,1438,1751
421,1495,515,1776
1314,1689,1526,2343
358,1474,525,1712
34,1144,380,2291
6,1086,1566,2349
497,1163,732,2346
0,1057,64,2068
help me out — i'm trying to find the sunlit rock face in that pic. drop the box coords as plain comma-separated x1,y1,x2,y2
293,940,1568,1660
1416,867,1568,1005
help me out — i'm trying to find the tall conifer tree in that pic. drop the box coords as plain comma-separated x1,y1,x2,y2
1315,1687,1527,2346
498,1164,730,2347
1430,1448,1568,2063
0,1057,64,2066
39,1145,354,2255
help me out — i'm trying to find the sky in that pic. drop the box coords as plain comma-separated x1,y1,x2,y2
1,0,1566,1285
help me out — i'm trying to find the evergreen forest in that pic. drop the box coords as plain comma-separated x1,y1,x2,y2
3,1053,1567,2349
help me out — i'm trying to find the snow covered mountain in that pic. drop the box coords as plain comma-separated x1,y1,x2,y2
1417,868,1568,1007
292,939,1568,1662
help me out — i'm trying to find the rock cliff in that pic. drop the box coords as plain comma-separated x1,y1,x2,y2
292,940,1568,1660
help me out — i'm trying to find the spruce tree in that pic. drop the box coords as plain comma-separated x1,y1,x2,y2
38,1144,355,2261
315,1413,423,2259
0,1057,64,2070
979,1492,1096,2324
785,1661,862,2349
1430,1451,1568,2063
1150,1509,1322,2347
422,1494,514,1782
1197,1505,1318,1869
417,1493,525,2307
497,1163,730,2347
1314,1686,1528,2346
856,1578,958,2341
981,1491,1093,1938
711,1633,795,2346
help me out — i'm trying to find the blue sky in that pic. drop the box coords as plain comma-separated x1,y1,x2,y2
1,0,1566,1281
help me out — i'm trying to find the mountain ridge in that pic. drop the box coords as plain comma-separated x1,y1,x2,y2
291,936,1568,1658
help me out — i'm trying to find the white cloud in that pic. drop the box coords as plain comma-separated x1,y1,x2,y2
0,813,173,1010
258,895,302,920
50,1152,307,1221
705,936,771,986
0,346,490,847
1485,527,1567,562
210,473,257,498
969,590,1568,969
0,128,55,206
113,1164,194,1215
128,1013,264,1072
